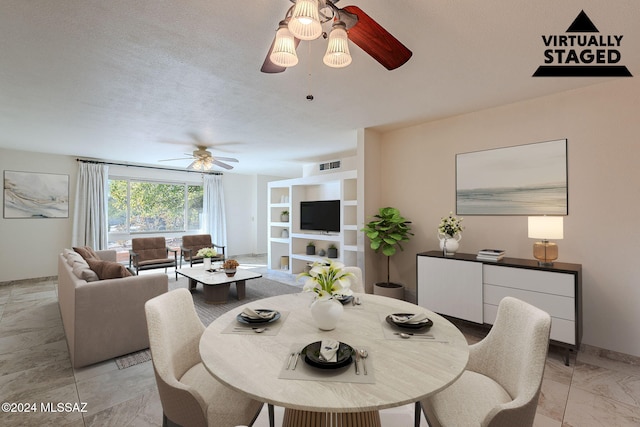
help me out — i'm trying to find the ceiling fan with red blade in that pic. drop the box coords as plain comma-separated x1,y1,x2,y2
261,0,412,73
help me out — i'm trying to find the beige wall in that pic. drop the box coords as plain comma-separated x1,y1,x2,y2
370,77,640,357
0,150,77,282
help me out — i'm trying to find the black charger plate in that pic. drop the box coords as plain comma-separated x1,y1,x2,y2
303,341,354,369
386,313,433,330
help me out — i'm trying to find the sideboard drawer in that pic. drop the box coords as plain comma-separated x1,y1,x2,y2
483,284,575,321
483,303,576,344
484,265,574,297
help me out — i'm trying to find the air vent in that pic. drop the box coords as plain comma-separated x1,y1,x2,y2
319,160,341,171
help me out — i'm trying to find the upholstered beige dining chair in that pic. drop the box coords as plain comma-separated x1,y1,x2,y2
419,296,551,427
145,288,263,427
342,266,364,293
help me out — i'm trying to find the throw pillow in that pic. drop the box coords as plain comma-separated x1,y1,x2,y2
86,258,133,280
73,246,99,260
72,264,100,282
66,252,85,266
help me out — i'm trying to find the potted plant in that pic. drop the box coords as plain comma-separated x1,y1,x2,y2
196,247,218,271
437,212,464,255
223,259,239,277
327,244,338,259
297,259,353,330
362,207,413,299
280,210,289,222
306,241,316,255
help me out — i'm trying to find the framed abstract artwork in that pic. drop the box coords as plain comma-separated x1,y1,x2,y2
3,170,70,218
456,139,568,215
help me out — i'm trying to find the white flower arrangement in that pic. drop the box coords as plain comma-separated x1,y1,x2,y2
196,247,217,258
438,212,464,237
297,259,353,301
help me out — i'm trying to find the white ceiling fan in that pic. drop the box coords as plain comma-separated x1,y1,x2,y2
159,144,239,171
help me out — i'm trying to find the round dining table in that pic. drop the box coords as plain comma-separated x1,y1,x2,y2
199,292,469,427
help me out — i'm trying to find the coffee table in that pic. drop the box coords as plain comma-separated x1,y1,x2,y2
177,266,262,304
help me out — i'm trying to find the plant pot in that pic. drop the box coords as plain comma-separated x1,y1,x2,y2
310,298,344,331
327,247,338,258
280,214,289,222
224,268,237,277
203,258,212,271
373,282,405,300
306,246,316,255
438,232,462,256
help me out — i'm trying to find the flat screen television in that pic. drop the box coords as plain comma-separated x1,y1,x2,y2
300,200,340,232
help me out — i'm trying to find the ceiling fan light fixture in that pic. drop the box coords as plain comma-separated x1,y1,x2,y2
288,0,322,40
270,22,299,67
323,21,352,68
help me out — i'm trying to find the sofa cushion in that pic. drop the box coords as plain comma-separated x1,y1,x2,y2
72,263,100,282
66,252,85,266
73,246,99,260
86,258,133,280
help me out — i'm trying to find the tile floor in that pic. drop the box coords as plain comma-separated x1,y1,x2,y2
1,255,640,426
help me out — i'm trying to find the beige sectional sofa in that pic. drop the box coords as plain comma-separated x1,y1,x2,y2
58,249,168,368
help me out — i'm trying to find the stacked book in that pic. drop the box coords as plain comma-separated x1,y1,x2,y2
476,249,506,262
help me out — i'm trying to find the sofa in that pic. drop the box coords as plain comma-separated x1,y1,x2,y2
58,248,168,368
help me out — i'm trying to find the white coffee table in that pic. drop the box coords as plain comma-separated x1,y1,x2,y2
177,266,262,304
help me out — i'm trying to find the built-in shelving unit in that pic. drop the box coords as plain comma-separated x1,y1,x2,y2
267,170,361,274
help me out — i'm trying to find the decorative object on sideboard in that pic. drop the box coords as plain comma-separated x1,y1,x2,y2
306,241,316,255
528,216,564,266
223,259,239,277
362,207,413,300
437,212,464,256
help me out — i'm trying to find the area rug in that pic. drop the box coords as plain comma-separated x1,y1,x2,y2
114,275,300,369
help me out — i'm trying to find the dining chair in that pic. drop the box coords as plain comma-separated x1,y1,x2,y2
145,288,263,427
418,296,551,427
342,266,364,293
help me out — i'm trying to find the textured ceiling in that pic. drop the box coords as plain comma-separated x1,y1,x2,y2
1,0,638,177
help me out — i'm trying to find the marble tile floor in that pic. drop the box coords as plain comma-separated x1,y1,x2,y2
1,255,640,426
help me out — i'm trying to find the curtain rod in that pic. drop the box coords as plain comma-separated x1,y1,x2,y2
76,158,223,175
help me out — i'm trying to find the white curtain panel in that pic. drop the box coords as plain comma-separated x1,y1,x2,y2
203,174,227,248
72,162,108,249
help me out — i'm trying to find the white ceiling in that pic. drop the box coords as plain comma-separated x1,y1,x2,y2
1,0,638,177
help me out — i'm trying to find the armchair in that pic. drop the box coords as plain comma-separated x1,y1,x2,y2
129,237,178,280
180,234,225,267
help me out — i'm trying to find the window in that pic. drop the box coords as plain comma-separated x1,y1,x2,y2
108,179,203,234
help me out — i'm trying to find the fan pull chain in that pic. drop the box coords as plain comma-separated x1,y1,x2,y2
306,42,314,101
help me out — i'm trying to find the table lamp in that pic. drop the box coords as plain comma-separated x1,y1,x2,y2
528,216,564,266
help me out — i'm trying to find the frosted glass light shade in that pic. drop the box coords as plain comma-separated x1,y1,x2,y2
528,216,564,239
528,216,563,265
288,0,322,40
270,25,299,67
323,22,352,68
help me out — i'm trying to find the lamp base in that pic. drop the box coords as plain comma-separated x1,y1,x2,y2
533,240,558,266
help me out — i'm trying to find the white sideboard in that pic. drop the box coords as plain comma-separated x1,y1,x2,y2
417,251,582,365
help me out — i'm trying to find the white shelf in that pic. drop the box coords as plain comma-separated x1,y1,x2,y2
291,233,340,241
267,169,362,274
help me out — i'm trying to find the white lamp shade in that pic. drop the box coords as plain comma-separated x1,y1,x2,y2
288,0,322,40
270,26,299,67
528,216,564,239
323,22,352,68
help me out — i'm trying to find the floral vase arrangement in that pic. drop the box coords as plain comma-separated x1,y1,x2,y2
223,259,239,277
438,212,464,255
297,260,353,330
196,247,218,270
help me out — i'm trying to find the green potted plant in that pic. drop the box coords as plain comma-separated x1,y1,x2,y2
280,210,289,222
327,243,338,259
362,207,413,299
306,241,316,255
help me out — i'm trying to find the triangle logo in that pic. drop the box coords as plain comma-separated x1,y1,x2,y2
566,10,599,33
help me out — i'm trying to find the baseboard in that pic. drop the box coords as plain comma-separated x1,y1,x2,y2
0,275,58,287
581,343,640,366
